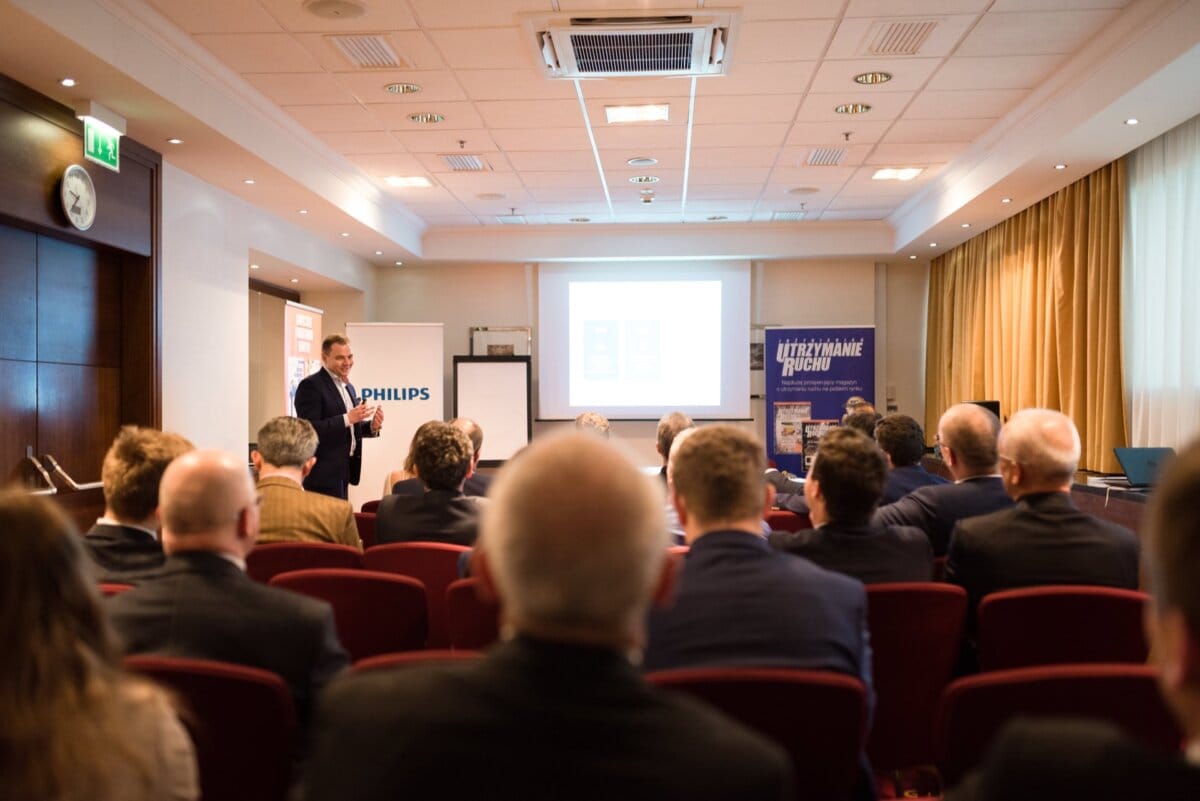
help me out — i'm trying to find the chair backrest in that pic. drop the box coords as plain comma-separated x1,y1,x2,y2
354,649,484,671
865,582,967,771
353,512,378,549
765,509,811,532
125,655,297,801
647,667,867,801
446,577,501,650
976,585,1150,671
245,541,363,584
936,664,1183,785
269,568,427,661
360,498,381,514
363,542,471,648
99,582,134,597
932,555,947,582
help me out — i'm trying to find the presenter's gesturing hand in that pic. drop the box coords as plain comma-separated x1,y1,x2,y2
371,405,384,434
348,400,373,425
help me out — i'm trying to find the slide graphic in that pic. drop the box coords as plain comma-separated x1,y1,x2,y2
625,320,661,380
582,320,619,379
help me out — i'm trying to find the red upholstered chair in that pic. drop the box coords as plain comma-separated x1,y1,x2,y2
354,649,484,671
245,541,363,584
936,664,1183,785
363,542,471,648
976,585,1150,671
354,512,378,549
765,509,811,532
99,582,133,596
125,655,297,801
866,582,967,772
269,568,427,661
647,668,868,801
360,499,381,514
446,578,500,651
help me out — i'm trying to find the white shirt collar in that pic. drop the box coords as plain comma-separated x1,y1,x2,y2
96,517,158,541
323,367,347,387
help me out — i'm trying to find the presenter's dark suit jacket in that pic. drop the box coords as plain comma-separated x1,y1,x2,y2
293,368,377,499
947,718,1200,801
375,489,483,547
391,472,493,498
944,491,1139,609
107,551,350,724
874,475,1014,556
881,463,949,504
84,523,166,584
769,520,933,584
301,635,793,801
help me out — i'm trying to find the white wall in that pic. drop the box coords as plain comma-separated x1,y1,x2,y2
372,258,929,466
161,162,376,454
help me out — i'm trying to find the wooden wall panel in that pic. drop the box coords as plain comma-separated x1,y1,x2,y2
37,363,120,485
121,250,156,426
0,226,36,361
0,359,37,484
37,235,121,367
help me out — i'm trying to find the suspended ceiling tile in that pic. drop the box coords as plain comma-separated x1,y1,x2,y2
334,71,469,104
779,143,873,167
785,120,894,145
689,147,784,168
245,73,359,106
689,166,773,185
882,117,998,144
317,131,405,154
796,91,914,122
697,61,819,97
292,31,447,72
393,128,500,152
506,150,598,171
194,33,324,72
820,208,895,220
520,170,605,188
427,27,534,69
989,0,1131,10
579,76,694,100
257,0,419,32
956,9,1122,56
413,151,514,174
809,58,943,94
458,68,577,101
527,187,608,202
845,0,990,15
927,54,1069,91
904,88,1028,119
826,15,978,60
736,19,839,63
477,98,584,128
690,123,790,148
346,153,427,175
598,149,687,170
687,184,767,200
283,104,380,132
591,124,688,150
369,102,486,129
147,0,282,34
491,127,595,150
768,165,857,184
692,94,803,125
434,171,530,192
407,0,550,29
741,0,846,19
868,142,969,164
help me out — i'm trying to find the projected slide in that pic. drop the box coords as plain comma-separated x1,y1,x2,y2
569,281,721,407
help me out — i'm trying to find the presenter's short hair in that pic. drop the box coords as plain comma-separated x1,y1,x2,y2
671,425,765,524
874,414,927,467
321,333,349,354
812,427,888,524
256,417,318,468
101,427,194,521
413,422,474,491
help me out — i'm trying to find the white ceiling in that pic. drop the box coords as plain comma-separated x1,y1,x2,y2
0,0,1198,271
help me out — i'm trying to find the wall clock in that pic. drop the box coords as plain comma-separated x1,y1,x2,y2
61,163,97,231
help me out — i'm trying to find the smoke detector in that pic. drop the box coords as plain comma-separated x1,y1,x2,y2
303,0,364,20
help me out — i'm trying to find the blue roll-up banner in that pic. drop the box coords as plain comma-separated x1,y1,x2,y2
765,326,875,476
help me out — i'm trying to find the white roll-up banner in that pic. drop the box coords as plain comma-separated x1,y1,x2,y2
345,322,444,511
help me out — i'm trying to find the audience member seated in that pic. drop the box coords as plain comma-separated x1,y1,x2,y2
379,420,437,497
252,416,361,550
376,422,485,546
874,414,949,503
392,418,493,498
301,433,792,801
766,411,887,516
843,410,881,437
656,411,694,483
875,403,1013,555
108,449,349,726
84,426,194,583
769,428,932,584
574,410,611,438
663,426,698,544
1,491,197,801
945,408,1139,609
946,436,1200,800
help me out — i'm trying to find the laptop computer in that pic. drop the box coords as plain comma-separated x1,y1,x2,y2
1113,447,1175,489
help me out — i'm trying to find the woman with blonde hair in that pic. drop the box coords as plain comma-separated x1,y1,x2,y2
0,491,198,801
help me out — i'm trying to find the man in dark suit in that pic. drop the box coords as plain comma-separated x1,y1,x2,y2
302,433,793,801
945,408,1138,608
873,413,948,504
769,427,932,584
293,333,383,499
108,449,350,725
84,426,194,583
377,421,485,546
947,437,1200,800
766,411,881,515
874,403,1013,555
391,417,493,498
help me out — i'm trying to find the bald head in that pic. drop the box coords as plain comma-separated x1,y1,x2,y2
480,433,667,646
997,408,1080,495
159,450,258,555
937,403,1002,479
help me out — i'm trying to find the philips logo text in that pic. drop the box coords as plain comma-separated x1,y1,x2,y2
360,387,431,402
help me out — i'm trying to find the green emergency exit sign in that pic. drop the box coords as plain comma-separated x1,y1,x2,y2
83,119,120,172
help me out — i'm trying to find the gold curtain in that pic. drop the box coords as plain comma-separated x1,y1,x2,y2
925,160,1127,473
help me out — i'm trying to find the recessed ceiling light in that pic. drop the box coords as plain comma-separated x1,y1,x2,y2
384,82,421,95
707,215,728,221
605,104,669,124
394,261,403,267
340,232,350,237
60,77,76,87
1124,118,1139,126
249,263,260,270
853,71,892,85
569,217,590,223
629,175,660,184
872,167,923,181
243,178,256,185
909,255,917,260
961,223,971,228
835,103,871,114
166,137,183,145
298,209,309,214
627,156,658,167
375,250,383,256
1054,163,1067,170
929,242,937,248
1001,197,1012,204
476,192,506,200
289,278,299,283
408,112,444,124
385,175,432,187
788,186,820,196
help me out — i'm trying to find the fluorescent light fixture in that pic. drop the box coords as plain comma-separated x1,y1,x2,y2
872,167,923,181
605,104,669,124
74,100,126,136
385,175,433,188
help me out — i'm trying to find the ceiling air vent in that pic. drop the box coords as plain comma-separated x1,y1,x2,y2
326,34,407,69
440,154,491,172
806,147,845,167
772,211,807,222
525,10,739,79
865,19,938,56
